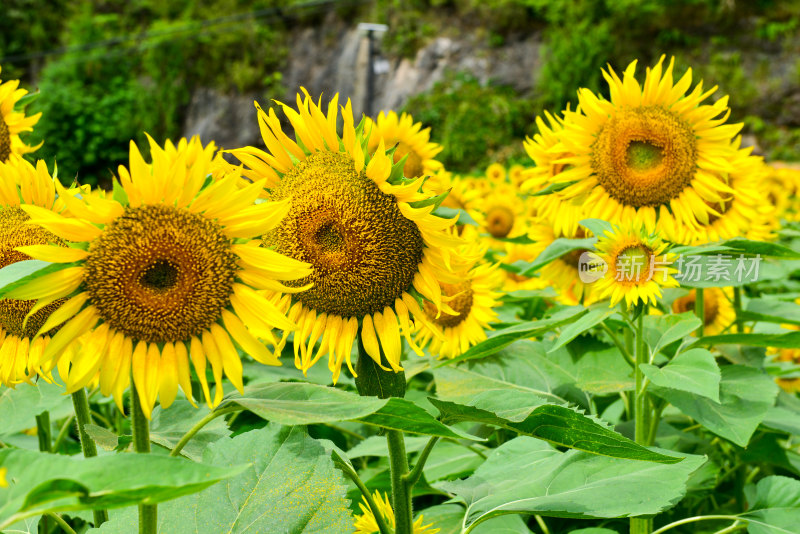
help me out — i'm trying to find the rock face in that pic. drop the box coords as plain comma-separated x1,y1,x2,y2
182,11,543,149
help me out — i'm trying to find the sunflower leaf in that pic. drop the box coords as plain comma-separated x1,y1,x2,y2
0,260,58,298
519,237,597,276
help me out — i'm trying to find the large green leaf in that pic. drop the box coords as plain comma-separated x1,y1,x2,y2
422,440,486,482
692,331,800,349
93,425,353,533
358,397,482,439
574,346,634,395
438,437,705,532
430,394,681,463
742,476,800,534
650,365,778,447
640,348,721,402
441,307,589,365
149,400,232,461
434,340,573,406
0,260,59,298
224,381,386,424
741,298,800,327
420,504,533,534
676,256,786,288
548,306,615,353
0,449,243,529
644,312,702,356
0,381,74,437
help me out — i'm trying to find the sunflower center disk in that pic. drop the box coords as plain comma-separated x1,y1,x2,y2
616,245,652,284
266,151,425,318
0,118,11,163
673,290,719,326
425,281,473,328
0,207,67,337
485,205,515,239
83,204,237,343
592,106,698,208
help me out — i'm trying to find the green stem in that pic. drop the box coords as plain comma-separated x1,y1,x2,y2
650,515,743,534
405,436,439,488
71,389,108,527
131,385,157,534
52,415,75,453
334,458,392,534
44,512,78,534
601,322,634,367
733,286,744,333
35,411,51,453
170,405,241,458
387,429,413,534
695,287,705,337
631,311,652,534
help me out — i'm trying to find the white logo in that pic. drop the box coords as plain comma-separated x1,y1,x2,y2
578,251,608,283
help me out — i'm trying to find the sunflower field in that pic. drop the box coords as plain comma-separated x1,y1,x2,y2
3,3,800,534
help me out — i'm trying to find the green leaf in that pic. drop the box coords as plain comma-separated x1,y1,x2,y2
548,306,615,353
435,206,478,226
644,312,702,356
532,180,576,196
717,238,800,258
740,298,800,327
441,307,589,365
93,425,353,534
347,435,431,458
358,397,482,440
692,332,800,349
0,260,58,298
225,381,386,425
650,365,778,447
640,348,721,402
423,441,486,482
579,218,614,237
574,347,634,394
676,255,785,288
434,340,573,405
0,381,74,437
430,394,681,463
149,400,232,461
742,476,800,534
520,238,597,276
438,437,705,531
83,424,121,452
0,449,244,529
421,504,533,534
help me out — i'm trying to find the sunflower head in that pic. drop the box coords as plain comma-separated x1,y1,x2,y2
354,490,440,534
232,90,464,382
592,222,678,308
0,65,42,163
13,136,311,415
365,110,443,179
485,162,506,183
0,157,67,387
552,56,742,233
672,287,734,336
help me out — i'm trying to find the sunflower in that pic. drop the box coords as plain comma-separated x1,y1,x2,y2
671,287,735,336
354,490,440,534
497,242,551,293
552,56,741,233
663,141,774,245
592,223,678,308
485,162,506,183
0,65,42,163
11,136,311,416
230,91,464,382
415,241,504,359
478,183,530,242
0,157,73,387
508,164,526,188
0,466,7,488
365,111,443,179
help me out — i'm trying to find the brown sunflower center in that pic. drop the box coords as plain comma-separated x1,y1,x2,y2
265,151,425,318
0,117,10,163
485,205,515,239
394,141,424,179
0,207,67,337
614,245,653,284
672,289,719,325
83,204,237,343
592,106,698,208
424,281,473,328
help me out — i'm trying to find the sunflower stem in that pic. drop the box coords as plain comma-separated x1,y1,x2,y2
71,389,109,527
404,436,439,488
131,384,157,534
386,429,413,534
170,404,241,458
695,287,705,337
630,311,653,534
35,411,51,453
733,286,744,333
